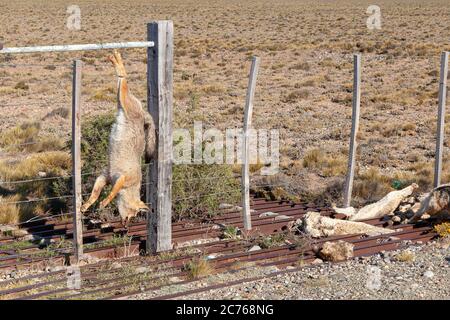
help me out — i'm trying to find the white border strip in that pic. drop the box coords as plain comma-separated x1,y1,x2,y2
0,41,154,54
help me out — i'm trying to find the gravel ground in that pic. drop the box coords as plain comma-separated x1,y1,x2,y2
175,239,450,300
2,238,448,300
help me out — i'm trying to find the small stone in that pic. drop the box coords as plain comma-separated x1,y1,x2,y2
49,266,65,272
135,266,150,274
423,270,434,278
219,203,234,209
312,258,323,265
319,241,354,262
38,171,47,177
259,212,279,218
274,215,290,220
392,216,401,223
248,245,261,252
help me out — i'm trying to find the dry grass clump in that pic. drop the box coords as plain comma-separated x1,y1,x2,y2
434,222,450,238
257,233,287,249
302,148,347,177
289,62,310,71
91,87,115,102
282,89,310,103
352,167,392,203
352,167,429,205
0,151,72,224
14,81,29,90
0,195,21,224
0,122,64,153
0,151,71,182
370,122,417,137
393,250,416,263
184,257,213,279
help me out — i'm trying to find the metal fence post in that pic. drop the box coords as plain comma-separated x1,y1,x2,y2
343,54,361,208
71,59,83,263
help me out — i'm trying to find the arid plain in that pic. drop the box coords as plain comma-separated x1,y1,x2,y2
0,0,449,208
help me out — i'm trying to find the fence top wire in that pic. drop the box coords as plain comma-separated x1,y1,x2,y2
0,63,71,68
0,191,97,206
0,100,70,108
0,169,103,185
0,212,73,228
0,42,155,54
173,190,241,202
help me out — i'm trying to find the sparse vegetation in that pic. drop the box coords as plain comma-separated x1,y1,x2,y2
184,257,213,279
393,250,416,263
0,122,63,153
257,233,287,249
0,122,72,223
80,113,240,221
302,149,347,177
222,225,240,240
0,195,21,224
282,90,310,103
0,0,447,227
434,222,450,238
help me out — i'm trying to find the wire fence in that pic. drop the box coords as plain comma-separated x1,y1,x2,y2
0,51,288,260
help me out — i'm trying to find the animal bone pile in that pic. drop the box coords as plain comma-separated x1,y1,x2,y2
299,183,450,239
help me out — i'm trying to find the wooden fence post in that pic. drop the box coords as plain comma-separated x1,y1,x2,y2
343,54,361,208
241,56,260,231
146,21,174,253
71,59,83,262
434,51,449,188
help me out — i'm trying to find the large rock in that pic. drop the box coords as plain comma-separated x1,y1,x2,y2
302,211,395,238
334,184,418,221
409,183,450,222
319,241,354,262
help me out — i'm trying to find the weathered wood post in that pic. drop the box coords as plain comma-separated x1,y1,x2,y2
343,54,361,208
71,59,83,262
433,51,449,188
241,56,260,231
146,21,174,253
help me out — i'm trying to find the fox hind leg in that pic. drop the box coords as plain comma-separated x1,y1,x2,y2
100,175,126,209
108,50,131,114
81,174,108,213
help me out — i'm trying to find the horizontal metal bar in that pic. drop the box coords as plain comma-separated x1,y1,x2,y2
0,41,154,54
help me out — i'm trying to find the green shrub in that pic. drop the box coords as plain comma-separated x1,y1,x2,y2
79,113,116,216
173,164,240,221
80,113,240,221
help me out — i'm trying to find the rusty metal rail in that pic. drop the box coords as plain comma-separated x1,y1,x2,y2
0,197,438,300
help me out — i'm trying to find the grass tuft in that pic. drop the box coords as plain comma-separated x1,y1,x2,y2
434,222,450,238
184,257,213,279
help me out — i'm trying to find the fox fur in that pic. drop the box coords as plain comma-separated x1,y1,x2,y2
81,50,156,225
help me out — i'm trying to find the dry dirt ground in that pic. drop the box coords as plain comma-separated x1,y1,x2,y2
174,239,450,300
0,0,449,205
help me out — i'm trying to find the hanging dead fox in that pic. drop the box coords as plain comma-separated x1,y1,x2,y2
81,50,156,225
